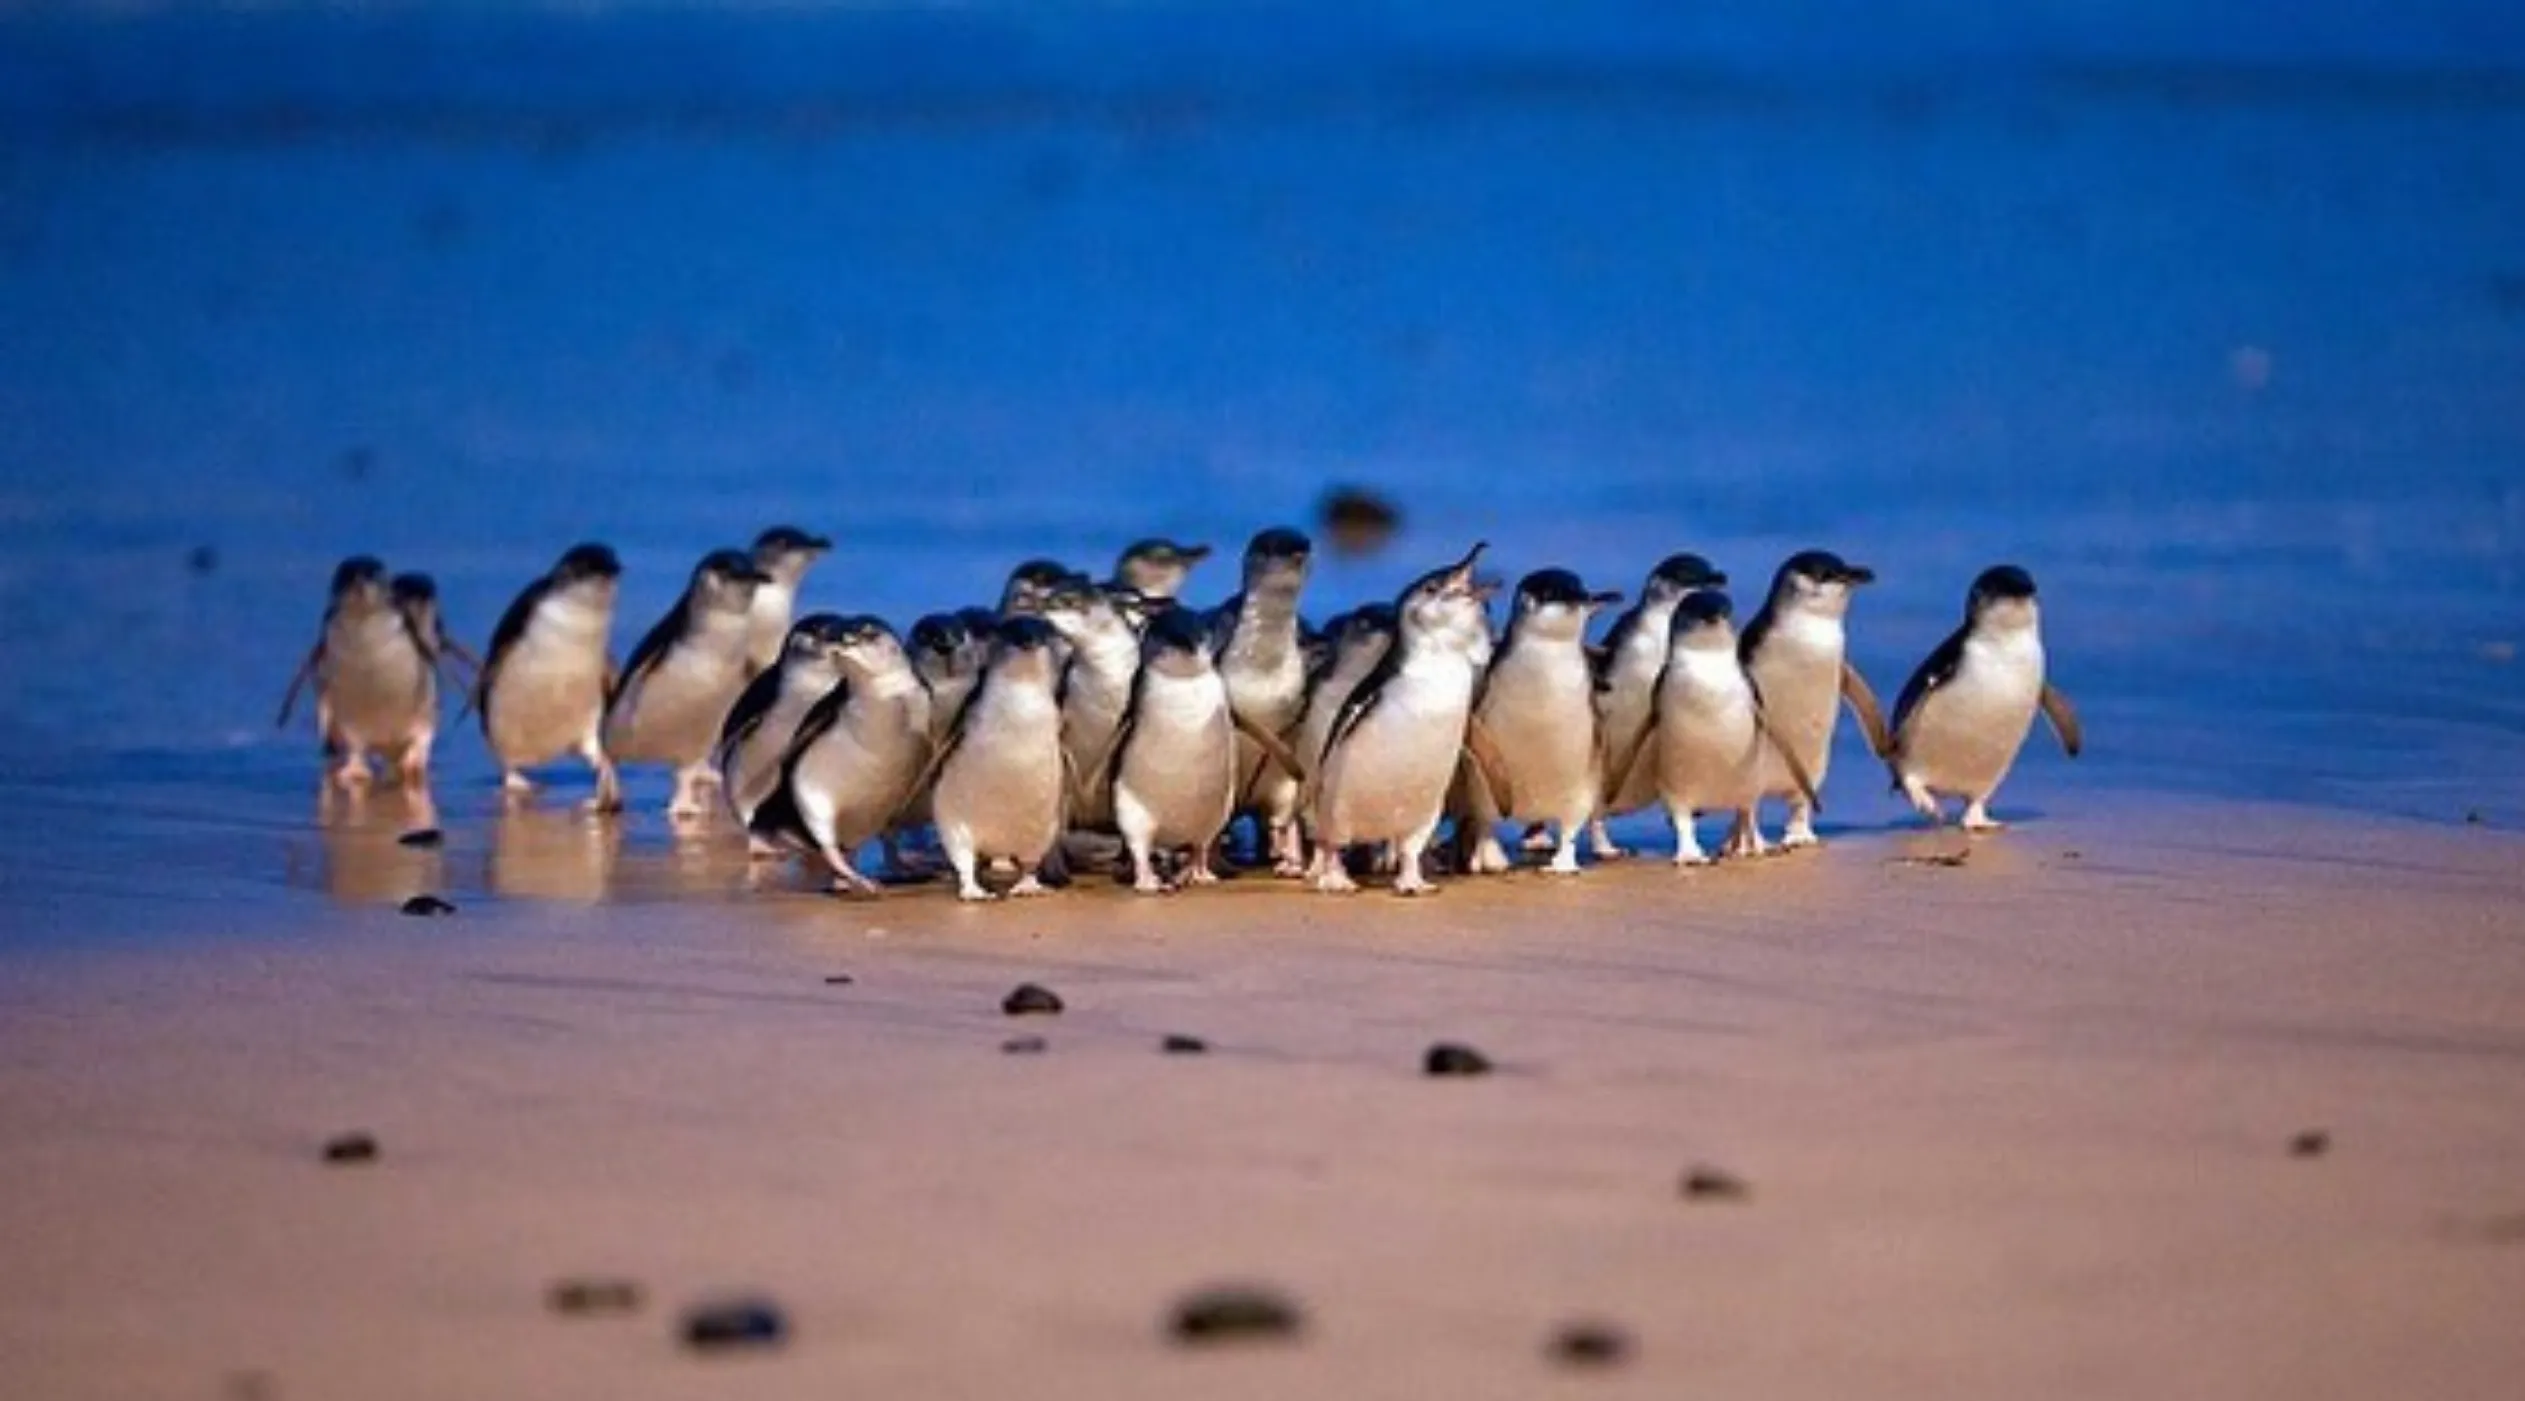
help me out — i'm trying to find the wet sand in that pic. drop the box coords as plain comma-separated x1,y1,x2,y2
5,796,2522,1399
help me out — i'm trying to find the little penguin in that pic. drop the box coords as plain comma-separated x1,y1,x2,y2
477,543,625,810
603,548,769,817
1462,569,1624,875
1292,604,1397,802
1305,543,1501,896
1585,552,1728,858
1611,590,1821,865
999,558,1079,617
1110,538,1212,602
742,526,833,677
1211,526,1316,875
924,615,1071,901
1040,575,1144,831
278,555,438,789
716,612,851,839
909,611,990,748
389,571,484,704
1732,549,1892,855
747,616,934,894
1107,608,1245,893
1886,564,2082,832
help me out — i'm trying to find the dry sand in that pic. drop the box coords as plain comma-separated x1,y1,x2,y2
4,799,2523,1400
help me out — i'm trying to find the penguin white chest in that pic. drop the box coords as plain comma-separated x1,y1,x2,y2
488,598,611,764
1909,631,2045,795
1752,610,1847,785
1478,646,1596,820
323,611,433,746
1655,649,1762,811
936,684,1064,859
1114,672,1236,843
1320,654,1474,842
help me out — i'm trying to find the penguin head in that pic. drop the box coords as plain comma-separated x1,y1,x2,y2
1398,541,1492,641
1037,576,1120,642
1335,603,1399,652
1513,569,1622,641
691,548,770,614
1140,605,1217,677
1644,552,1727,605
908,612,970,663
1967,564,2041,631
991,615,1062,678
329,555,391,612
786,612,855,659
550,543,624,598
1000,558,1077,616
1770,549,1874,619
1116,538,1212,598
953,606,1002,658
751,525,833,583
1672,588,1736,647
1241,527,1313,592
388,572,441,630
827,614,909,676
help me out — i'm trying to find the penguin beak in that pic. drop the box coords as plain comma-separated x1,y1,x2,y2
1588,590,1625,610
1839,564,1876,586
1442,541,1489,595
1180,543,1212,563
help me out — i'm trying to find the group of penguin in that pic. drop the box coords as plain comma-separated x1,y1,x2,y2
284,526,2082,900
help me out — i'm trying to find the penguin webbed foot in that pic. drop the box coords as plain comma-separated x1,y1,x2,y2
1008,871,1052,898
1961,799,2006,834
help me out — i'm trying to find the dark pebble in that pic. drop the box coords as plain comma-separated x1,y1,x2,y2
822,974,855,986
1161,1034,1209,1055
1168,1285,1305,1344
548,1278,644,1317
1002,1035,1049,1055
321,1132,379,1165
1002,982,1064,1016
2290,1129,2331,1158
681,1298,787,1352
397,828,445,849
400,894,456,917
1319,485,1401,557
1548,1321,1634,1367
1423,1042,1492,1077
1681,1164,1750,1201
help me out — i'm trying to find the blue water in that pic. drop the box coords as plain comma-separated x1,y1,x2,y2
1,4,2521,929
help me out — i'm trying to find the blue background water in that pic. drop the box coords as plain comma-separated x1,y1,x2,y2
1,3,2520,920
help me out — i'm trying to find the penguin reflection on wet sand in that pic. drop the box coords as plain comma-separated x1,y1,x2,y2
748,616,933,895
1611,590,1820,865
279,555,439,789
478,543,625,810
743,526,833,677
925,616,1071,902
603,548,768,817
717,613,852,841
1212,527,1316,876
1732,550,1891,856
1886,565,2082,833
1305,543,1502,895
1462,569,1623,875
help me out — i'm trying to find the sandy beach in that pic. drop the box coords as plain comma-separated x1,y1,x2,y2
5,794,2521,1399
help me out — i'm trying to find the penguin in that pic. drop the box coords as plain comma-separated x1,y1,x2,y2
748,616,935,894
1584,552,1728,858
743,525,833,677
1040,575,1143,832
1885,564,2082,832
388,571,484,703
1107,607,1242,893
1731,549,1892,855
1211,526,1316,875
908,611,990,747
278,555,438,789
1110,538,1212,602
1292,604,1397,800
1000,558,1080,617
602,548,769,817
923,615,1071,901
1304,543,1502,895
1609,590,1820,865
477,542,625,810
1462,569,1624,875
716,612,851,838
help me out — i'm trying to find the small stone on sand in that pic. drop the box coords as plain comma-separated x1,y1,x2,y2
548,1278,644,1317
1002,982,1064,1016
1162,1034,1209,1055
400,895,455,917
1002,1035,1049,1055
1424,1042,1492,1077
2290,1129,2331,1158
681,1298,787,1352
1681,1164,1749,1201
321,1133,378,1165
397,828,444,849
822,974,854,986
1169,1285,1304,1344
1548,1321,1634,1367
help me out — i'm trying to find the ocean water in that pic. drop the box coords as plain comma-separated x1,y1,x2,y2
1,5,2521,932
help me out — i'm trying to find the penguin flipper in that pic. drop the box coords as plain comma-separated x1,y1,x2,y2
276,642,323,727
1461,713,1515,817
2039,683,2084,758
1230,711,1305,789
1753,701,1823,813
1888,625,1966,743
1839,661,1893,758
